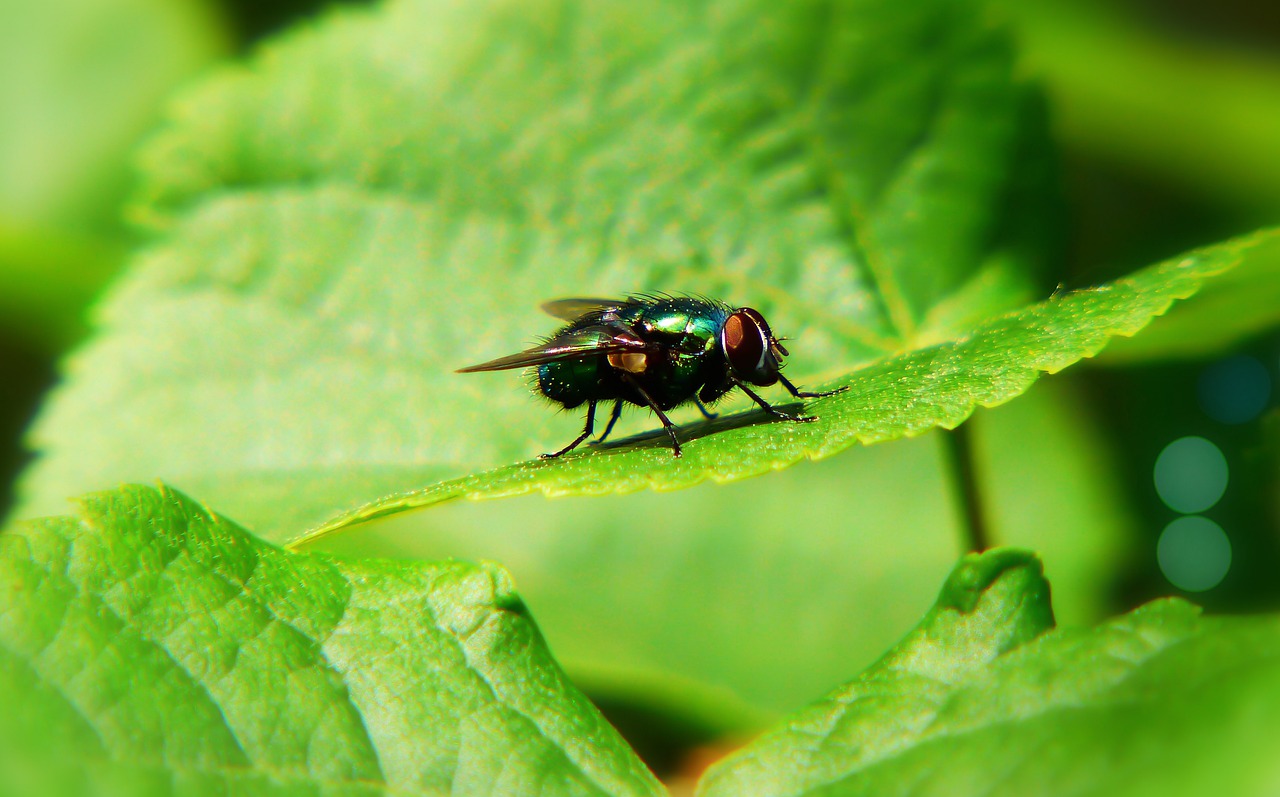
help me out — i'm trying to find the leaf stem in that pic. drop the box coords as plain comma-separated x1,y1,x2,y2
942,421,992,552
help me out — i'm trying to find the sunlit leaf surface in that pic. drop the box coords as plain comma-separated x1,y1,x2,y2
0,485,662,797
19,0,1053,535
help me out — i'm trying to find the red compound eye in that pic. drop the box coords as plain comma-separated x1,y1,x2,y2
722,308,780,386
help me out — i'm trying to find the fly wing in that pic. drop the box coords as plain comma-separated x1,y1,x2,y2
540,297,628,321
456,325,646,373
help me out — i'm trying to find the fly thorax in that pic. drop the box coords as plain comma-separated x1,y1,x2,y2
646,312,693,336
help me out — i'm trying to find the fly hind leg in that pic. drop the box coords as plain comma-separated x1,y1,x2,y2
541,399,597,459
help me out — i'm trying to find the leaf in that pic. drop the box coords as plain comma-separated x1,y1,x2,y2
18,0,1052,536
697,549,1280,797
0,0,227,350
991,0,1280,207
0,484,662,797
315,377,1134,718
1097,230,1280,363
305,229,1273,541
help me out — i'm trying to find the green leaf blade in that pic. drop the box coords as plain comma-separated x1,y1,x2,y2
0,485,662,797
697,550,1280,797
19,0,1052,538
305,230,1269,542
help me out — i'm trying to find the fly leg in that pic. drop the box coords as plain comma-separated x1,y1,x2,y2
778,373,848,399
733,378,815,423
594,400,624,444
693,397,719,421
621,374,683,457
541,399,597,459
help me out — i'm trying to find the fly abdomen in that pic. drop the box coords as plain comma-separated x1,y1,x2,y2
538,357,602,408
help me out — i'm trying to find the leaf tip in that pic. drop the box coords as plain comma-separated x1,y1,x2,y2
935,547,1055,648
479,560,531,618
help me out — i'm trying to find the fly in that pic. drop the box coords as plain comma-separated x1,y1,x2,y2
458,296,847,458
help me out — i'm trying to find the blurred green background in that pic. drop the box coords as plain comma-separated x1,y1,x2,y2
3,0,1280,776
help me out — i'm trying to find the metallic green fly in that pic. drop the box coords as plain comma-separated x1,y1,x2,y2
458,296,847,458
